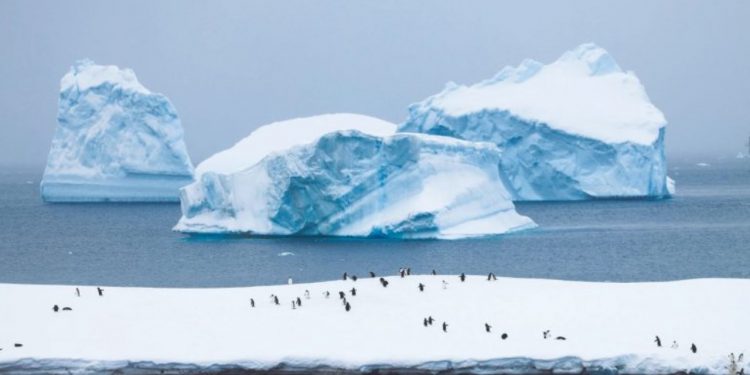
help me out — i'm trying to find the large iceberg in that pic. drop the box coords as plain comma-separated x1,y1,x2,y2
175,114,535,239
400,43,672,201
40,60,194,202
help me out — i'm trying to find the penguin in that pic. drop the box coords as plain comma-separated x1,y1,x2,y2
250,298,255,308
369,271,376,278
485,323,491,333
343,272,348,281
400,269,405,278
345,302,351,312
62,307,72,311
380,278,389,287
423,318,428,327
487,273,492,281
296,297,302,306
75,288,80,297
654,335,661,347
53,304,59,312
97,287,103,296
501,333,508,340
339,291,346,299
324,291,330,298
556,336,567,341
274,295,280,305
691,343,697,353
350,287,357,296
427,316,434,325
459,273,466,282
442,280,448,289
442,322,448,332
352,275,358,282
406,268,411,276
304,290,310,299
492,273,497,281
543,330,550,339
292,301,296,309
14,343,22,348
671,340,678,349
418,283,425,292
432,269,437,275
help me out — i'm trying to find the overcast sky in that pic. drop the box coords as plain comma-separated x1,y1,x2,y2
1,1,748,167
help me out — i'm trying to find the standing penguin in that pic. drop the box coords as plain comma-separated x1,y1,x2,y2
352,275,358,282
427,316,434,325
406,268,411,276
324,291,330,298
250,298,255,308
432,269,437,275
654,336,661,347
350,287,356,296
339,291,346,299
304,290,310,299
501,333,508,340
459,273,466,282
442,280,448,289
423,318,428,327
292,300,296,309
296,297,302,307
53,305,59,312
442,322,448,332
418,283,425,292
369,271,376,278
485,323,491,333
343,272,348,281
274,295,280,305
345,302,351,312
75,288,80,297
671,341,678,349
691,343,697,353
400,268,405,278
97,287,103,296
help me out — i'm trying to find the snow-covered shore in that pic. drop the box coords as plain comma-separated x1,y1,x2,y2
1,277,747,374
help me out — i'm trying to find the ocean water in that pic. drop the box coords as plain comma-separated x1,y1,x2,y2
1,160,748,287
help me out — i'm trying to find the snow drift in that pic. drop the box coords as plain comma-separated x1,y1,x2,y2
176,115,534,238
400,43,672,201
40,60,194,202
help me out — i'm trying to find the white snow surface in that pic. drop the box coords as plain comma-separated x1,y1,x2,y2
195,113,397,177
0,277,747,374
417,43,665,145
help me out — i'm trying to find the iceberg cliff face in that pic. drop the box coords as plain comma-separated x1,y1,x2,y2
401,43,671,201
176,117,535,239
41,60,194,202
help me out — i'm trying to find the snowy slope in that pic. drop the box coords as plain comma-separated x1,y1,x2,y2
40,60,194,202
195,113,397,177
0,277,747,374
401,43,671,201
177,128,535,239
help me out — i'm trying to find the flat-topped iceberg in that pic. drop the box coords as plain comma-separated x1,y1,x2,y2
401,43,672,201
40,60,194,202
176,115,535,239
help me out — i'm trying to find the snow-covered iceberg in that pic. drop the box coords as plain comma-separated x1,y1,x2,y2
40,60,194,202
400,43,671,201
176,114,535,239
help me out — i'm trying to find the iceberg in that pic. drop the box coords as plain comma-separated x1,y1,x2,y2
176,114,535,239
400,43,671,201
40,60,194,202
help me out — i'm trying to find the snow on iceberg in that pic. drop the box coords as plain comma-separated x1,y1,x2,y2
176,115,535,239
40,60,194,202
400,43,671,201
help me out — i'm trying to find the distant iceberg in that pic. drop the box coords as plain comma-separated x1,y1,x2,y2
176,114,535,239
401,43,672,201
40,60,194,202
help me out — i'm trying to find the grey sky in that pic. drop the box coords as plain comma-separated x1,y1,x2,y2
1,1,748,167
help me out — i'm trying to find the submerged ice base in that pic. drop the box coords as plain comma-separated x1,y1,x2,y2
41,60,194,202
177,126,535,239
1,277,747,374
401,43,671,201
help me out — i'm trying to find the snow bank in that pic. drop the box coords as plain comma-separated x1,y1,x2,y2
401,43,672,201
1,277,747,374
40,60,194,202
177,127,535,239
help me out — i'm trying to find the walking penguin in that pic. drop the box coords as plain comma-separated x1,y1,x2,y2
427,316,434,325
423,318,428,327
654,335,661,347
250,298,255,308
345,302,351,312
691,343,697,353
296,297,302,307
379,278,389,287
442,322,448,332
418,283,425,292
485,323,491,333
350,287,356,296
97,287,103,296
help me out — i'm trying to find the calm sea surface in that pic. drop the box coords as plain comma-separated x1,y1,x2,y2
1,160,749,287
